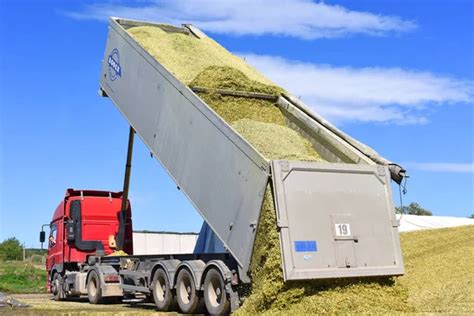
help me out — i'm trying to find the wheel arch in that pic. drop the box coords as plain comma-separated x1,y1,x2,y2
86,265,117,288
202,260,241,312
50,263,64,282
174,260,206,290
86,267,101,288
200,260,233,287
150,259,180,289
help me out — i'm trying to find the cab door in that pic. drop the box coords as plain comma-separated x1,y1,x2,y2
46,220,63,271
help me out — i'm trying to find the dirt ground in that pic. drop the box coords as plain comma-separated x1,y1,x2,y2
1,294,179,315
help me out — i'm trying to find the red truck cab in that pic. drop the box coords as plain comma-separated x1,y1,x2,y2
43,189,133,299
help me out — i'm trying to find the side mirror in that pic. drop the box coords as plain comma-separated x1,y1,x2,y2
40,231,46,243
66,220,75,241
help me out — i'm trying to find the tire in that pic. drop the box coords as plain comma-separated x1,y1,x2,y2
203,268,230,315
176,268,200,314
87,270,103,304
51,273,64,301
152,268,175,311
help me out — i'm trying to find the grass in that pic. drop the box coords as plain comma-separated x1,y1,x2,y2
0,261,47,294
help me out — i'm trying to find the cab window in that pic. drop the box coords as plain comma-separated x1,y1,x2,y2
49,224,58,248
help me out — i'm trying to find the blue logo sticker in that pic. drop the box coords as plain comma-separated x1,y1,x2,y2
294,240,317,252
108,48,121,81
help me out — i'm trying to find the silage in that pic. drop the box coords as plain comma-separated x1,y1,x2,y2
398,225,474,313
232,119,322,161
238,223,474,314
190,66,285,126
199,92,286,126
106,250,128,257
189,66,323,161
128,26,272,85
190,66,281,95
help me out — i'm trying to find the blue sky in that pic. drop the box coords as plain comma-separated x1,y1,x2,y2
0,0,473,247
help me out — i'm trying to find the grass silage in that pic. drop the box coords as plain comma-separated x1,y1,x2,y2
232,119,322,161
238,225,474,314
127,25,474,314
398,225,474,313
189,66,322,161
128,26,271,85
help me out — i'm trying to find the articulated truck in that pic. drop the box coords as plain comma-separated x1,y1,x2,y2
40,17,406,315
41,188,238,314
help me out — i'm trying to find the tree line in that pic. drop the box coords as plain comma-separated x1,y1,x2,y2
0,237,46,261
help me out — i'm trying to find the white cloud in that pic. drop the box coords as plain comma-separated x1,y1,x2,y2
67,0,416,39
241,54,474,123
404,163,474,173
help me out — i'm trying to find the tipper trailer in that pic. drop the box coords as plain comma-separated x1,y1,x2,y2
41,17,407,315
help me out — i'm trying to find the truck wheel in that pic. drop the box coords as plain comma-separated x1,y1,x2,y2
203,268,230,315
51,273,64,301
87,271,103,304
152,268,174,311
176,268,200,314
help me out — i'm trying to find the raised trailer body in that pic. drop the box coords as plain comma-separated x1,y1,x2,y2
99,17,404,284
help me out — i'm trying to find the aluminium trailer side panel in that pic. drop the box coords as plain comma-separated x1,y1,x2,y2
99,18,270,282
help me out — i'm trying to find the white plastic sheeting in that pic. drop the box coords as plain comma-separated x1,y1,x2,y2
398,214,474,232
130,216,474,254
132,231,198,255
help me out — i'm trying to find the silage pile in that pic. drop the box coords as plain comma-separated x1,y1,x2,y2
237,222,474,314
127,26,474,314
397,225,474,313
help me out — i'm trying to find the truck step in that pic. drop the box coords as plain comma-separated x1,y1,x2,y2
121,284,150,294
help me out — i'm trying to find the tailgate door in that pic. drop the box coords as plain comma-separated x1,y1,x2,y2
271,161,404,281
